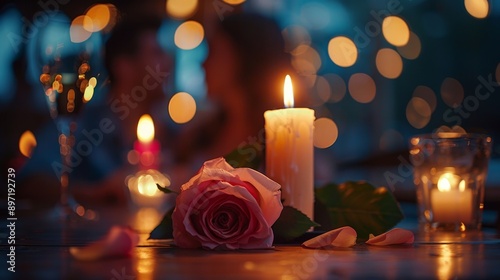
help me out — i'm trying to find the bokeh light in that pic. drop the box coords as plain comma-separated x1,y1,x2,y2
89,77,97,87
324,73,346,103
313,117,338,148
397,32,421,60
174,21,204,50
406,97,432,129
375,48,403,79
382,16,410,47
309,76,331,107
328,36,357,67
223,0,246,4
348,73,376,103
19,130,37,158
464,0,489,19
70,15,92,43
413,85,437,112
169,92,196,124
291,45,321,75
166,0,198,19
84,4,111,32
282,25,311,53
83,85,94,103
440,77,464,108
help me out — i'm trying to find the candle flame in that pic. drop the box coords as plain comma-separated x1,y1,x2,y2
137,114,155,143
284,74,294,108
437,172,462,192
137,174,159,197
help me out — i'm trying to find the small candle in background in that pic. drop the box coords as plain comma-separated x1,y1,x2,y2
410,132,492,232
126,169,172,208
264,75,315,221
430,171,472,223
132,114,161,170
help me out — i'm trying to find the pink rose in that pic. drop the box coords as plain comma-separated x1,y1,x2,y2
172,157,283,249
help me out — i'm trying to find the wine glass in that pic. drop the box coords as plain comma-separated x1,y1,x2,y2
39,44,99,222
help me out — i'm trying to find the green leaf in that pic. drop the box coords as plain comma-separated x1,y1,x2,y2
272,206,319,243
314,181,404,240
156,183,176,194
149,207,174,239
224,142,263,169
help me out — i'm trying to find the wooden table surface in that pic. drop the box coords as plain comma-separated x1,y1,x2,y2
2,204,500,280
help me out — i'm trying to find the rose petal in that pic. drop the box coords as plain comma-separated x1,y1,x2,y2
231,167,282,226
70,226,139,261
365,228,414,246
302,226,357,249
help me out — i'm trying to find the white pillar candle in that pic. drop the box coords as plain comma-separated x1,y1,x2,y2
264,75,315,221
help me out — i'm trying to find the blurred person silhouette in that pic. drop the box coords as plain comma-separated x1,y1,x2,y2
174,13,299,168
19,15,173,209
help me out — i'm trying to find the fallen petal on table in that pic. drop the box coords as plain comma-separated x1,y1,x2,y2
70,226,139,261
302,226,357,249
366,228,414,246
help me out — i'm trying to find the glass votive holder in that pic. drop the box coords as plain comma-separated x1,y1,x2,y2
409,133,492,232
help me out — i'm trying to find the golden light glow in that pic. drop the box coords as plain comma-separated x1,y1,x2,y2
138,174,159,196
437,174,452,192
166,0,198,19
397,32,421,60
465,0,489,19
137,114,155,143
83,86,94,102
436,245,454,280
441,78,464,108
413,85,437,112
348,73,376,103
284,75,294,108
84,4,111,32
52,81,60,92
168,92,196,124
459,180,466,192
291,59,316,77
291,45,322,74
70,15,92,43
328,36,358,67
437,172,462,192
223,0,246,4
382,16,410,47
133,207,162,234
376,48,403,79
406,97,431,129
79,79,88,93
126,170,171,202
313,118,338,148
67,89,75,113
89,77,97,87
174,21,204,50
19,130,37,158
